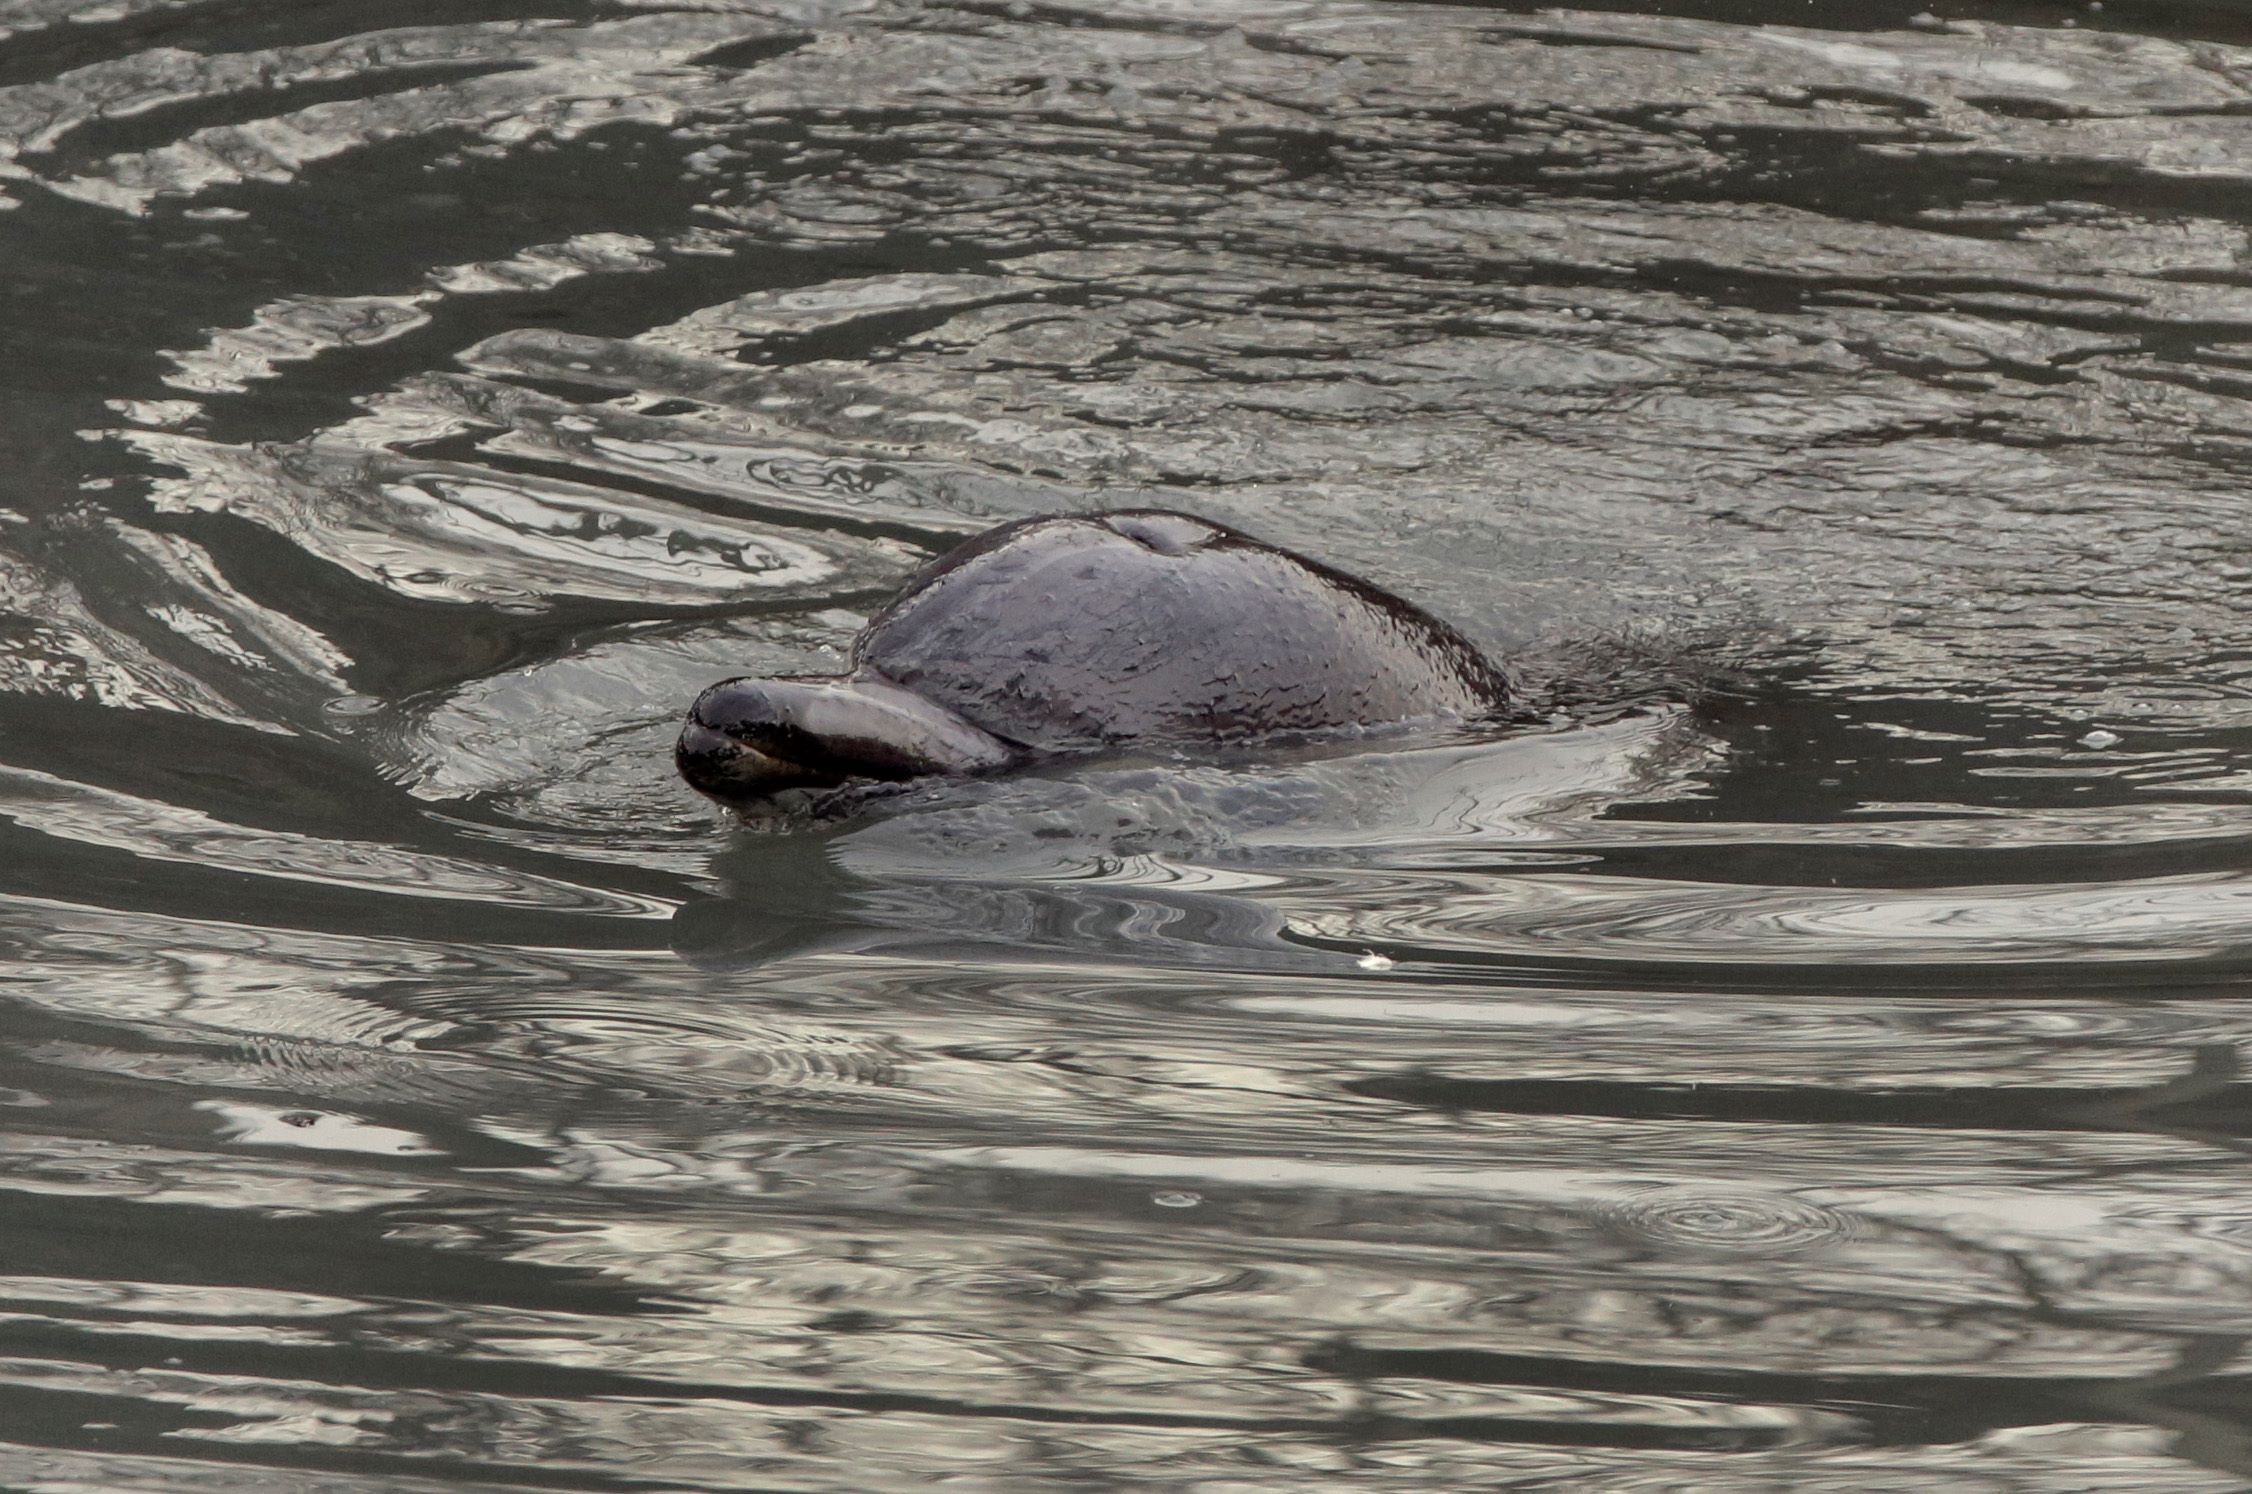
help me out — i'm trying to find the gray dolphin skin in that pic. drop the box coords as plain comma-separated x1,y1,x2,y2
675,509,1511,806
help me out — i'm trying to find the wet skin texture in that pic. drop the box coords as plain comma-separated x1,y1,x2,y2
676,509,1511,805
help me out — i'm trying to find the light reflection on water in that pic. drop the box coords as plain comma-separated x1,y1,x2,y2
0,0,2250,1486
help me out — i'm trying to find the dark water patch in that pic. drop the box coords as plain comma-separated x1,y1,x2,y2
1419,0,2252,47
688,32,814,72
0,210,254,408
0,692,423,833
0,1311,1803,1461
0,828,665,946
0,1,602,90
0,1383,239,1459
1307,1339,2252,1451
0,1371,662,1491
138,145,812,444
1558,833,2252,893
1477,23,1706,54
1345,1052,2252,1139
1643,686,2227,822
1285,935,2252,995
0,1190,663,1314
43,507,624,704
732,286,1090,372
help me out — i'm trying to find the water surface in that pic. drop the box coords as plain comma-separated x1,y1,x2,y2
2,0,2252,1486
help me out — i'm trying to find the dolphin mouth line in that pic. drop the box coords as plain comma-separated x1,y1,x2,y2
675,720,803,798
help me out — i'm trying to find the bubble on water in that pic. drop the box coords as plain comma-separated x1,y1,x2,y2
2080,729,2121,748
1600,1185,1862,1257
1153,1191,1202,1209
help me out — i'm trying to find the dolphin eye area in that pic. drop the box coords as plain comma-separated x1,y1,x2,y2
690,685,815,757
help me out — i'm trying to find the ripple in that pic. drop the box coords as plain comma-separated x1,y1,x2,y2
129,428,916,610
1598,1186,1863,1258
365,373,1044,543
0,763,669,918
10,0,2252,1488
364,985,911,1105
20,0,2249,724
495,1013,908,1103
1282,867,2252,970
164,233,666,396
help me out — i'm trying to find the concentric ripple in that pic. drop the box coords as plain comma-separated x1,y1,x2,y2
1599,1186,1864,1259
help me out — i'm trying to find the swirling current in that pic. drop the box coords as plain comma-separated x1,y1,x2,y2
1,0,2251,1486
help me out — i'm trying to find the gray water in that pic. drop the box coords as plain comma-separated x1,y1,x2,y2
2,0,2251,1486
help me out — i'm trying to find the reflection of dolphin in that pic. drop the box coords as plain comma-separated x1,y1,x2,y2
670,767,1313,973
669,827,890,970
669,820,1286,973
673,717,1708,973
